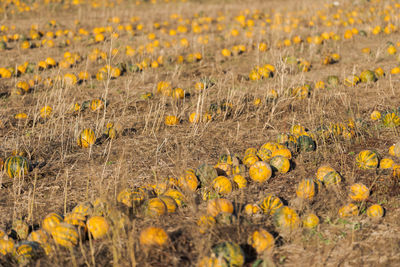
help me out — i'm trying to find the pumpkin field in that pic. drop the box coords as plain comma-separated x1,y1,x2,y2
2,0,400,265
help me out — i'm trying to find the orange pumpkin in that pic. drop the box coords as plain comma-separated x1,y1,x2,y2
139,227,169,247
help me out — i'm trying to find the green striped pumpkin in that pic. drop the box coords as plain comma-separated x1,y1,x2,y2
269,155,290,174
51,223,79,248
356,150,379,170
14,241,42,265
259,195,283,215
322,171,341,186
212,241,244,267
4,155,30,178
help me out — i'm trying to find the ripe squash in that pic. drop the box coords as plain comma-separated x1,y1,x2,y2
42,213,63,234
197,215,216,234
27,229,51,255
14,241,42,265
359,70,377,83
296,179,316,200
249,161,272,183
117,189,134,207
382,113,400,127
139,227,169,247
144,198,167,217
379,158,395,173
247,229,275,253
198,256,227,267
195,164,218,185
233,174,247,189
302,213,319,228
158,196,178,213
274,206,300,231
86,216,109,240
271,148,292,159
72,202,93,217
51,223,79,248
269,156,290,174
64,213,87,233
207,198,234,217
163,188,185,207
77,128,96,148
242,154,259,167
338,203,358,218
356,150,379,170
257,142,280,161
243,204,260,215
212,176,232,195
316,164,341,185
212,242,245,267
259,195,283,215
349,183,369,201
0,239,14,255
178,169,199,191
366,204,384,218
4,155,30,178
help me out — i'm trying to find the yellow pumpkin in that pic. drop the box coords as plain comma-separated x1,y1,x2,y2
51,223,79,248
249,161,272,183
117,189,134,207
207,198,234,217
77,128,96,148
370,110,381,121
86,216,109,240
379,158,395,171
40,106,53,119
90,99,104,111
145,198,167,217
0,239,14,255
290,124,306,136
164,188,185,206
356,150,379,170
296,179,315,200
198,256,227,267
259,195,283,215
274,206,300,231
165,115,179,126
366,204,384,218
233,174,247,189
212,176,232,195
27,229,52,255
257,142,280,161
271,148,292,159
302,213,319,228
197,215,216,234
349,183,370,201
72,201,93,217
214,162,232,176
158,196,178,213
42,213,63,234
316,164,341,185
139,227,169,247
248,229,275,253
64,212,87,233
178,169,199,192
244,147,257,156
243,204,260,215
338,203,358,218
242,154,259,167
